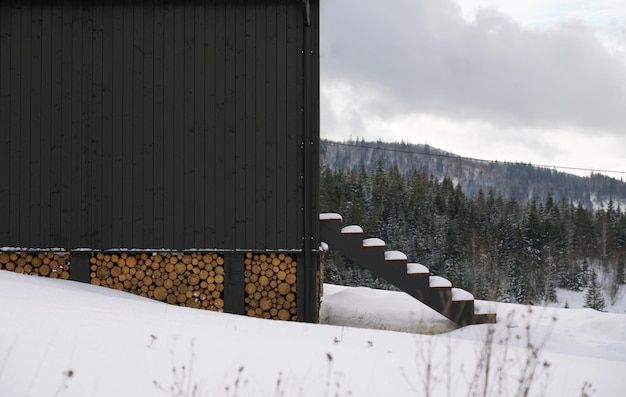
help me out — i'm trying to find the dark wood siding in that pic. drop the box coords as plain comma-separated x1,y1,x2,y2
0,2,11,244
0,0,319,251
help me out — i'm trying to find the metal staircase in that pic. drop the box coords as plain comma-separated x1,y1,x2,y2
320,213,497,326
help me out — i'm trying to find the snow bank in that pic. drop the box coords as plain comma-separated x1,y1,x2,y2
2,270,626,397
320,284,458,334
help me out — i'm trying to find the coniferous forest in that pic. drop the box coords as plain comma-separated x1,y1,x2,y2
320,162,626,306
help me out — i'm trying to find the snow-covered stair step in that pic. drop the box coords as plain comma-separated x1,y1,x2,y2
407,263,429,275
473,301,497,324
451,288,474,301
319,214,343,251
449,289,476,326
384,250,407,262
383,251,408,276
341,225,363,234
363,238,385,248
320,213,343,221
429,275,452,288
405,263,430,289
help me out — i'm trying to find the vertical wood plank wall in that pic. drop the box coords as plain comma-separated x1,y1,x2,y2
0,0,320,252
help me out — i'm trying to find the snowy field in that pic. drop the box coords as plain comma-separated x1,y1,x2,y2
1,270,626,397
546,285,626,314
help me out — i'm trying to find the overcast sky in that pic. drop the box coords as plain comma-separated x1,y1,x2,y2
319,0,626,177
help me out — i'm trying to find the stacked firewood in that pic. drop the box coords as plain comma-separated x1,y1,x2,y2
244,252,297,321
90,252,224,311
0,251,311,322
0,251,70,279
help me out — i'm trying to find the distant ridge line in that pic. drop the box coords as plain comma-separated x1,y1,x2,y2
320,139,626,211
322,139,626,176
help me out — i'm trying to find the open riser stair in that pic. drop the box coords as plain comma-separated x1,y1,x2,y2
320,213,496,326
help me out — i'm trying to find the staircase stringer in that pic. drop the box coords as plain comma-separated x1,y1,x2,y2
320,218,476,326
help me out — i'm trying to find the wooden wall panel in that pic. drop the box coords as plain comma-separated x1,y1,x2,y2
152,1,165,248
244,3,257,249
213,1,226,249
0,0,319,252
222,1,236,249
90,1,103,248
264,3,278,249
182,2,195,247
192,2,206,249
70,3,82,247
49,5,63,248
19,4,32,246
109,5,122,248
161,3,174,248
171,4,184,249
30,4,42,247
275,1,288,247
287,3,301,246
0,2,11,243
202,2,216,248
17,4,30,246
253,1,267,251
82,3,94,247
39,5,52,248
234,1,246,249
143,1,155,246
7,3,22,245
132,0,145,247
120,4,133,247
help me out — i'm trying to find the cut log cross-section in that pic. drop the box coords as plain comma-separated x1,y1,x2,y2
320,213,497,326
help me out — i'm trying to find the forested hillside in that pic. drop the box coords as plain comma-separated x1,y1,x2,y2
321,139,626,210
320,161,626,306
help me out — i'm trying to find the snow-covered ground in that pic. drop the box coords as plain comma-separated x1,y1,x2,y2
546,285,626,314
1,270,626,397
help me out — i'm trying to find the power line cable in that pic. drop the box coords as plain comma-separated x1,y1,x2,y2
322,140,626,176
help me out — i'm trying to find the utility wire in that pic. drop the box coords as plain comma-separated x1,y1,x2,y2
322,140,626,176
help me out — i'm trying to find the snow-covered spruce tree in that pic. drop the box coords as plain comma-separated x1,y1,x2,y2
616,259,625,285
583,269,606,312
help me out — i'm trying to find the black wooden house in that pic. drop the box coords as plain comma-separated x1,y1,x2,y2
1,0,321,322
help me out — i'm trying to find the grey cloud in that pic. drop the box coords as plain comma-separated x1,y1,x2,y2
321,0,626,135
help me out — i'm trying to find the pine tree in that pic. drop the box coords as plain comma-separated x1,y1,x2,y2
616,259,625,285
583,269,606,311
545,279,558,303
320,161,626,304
319,166,339,213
